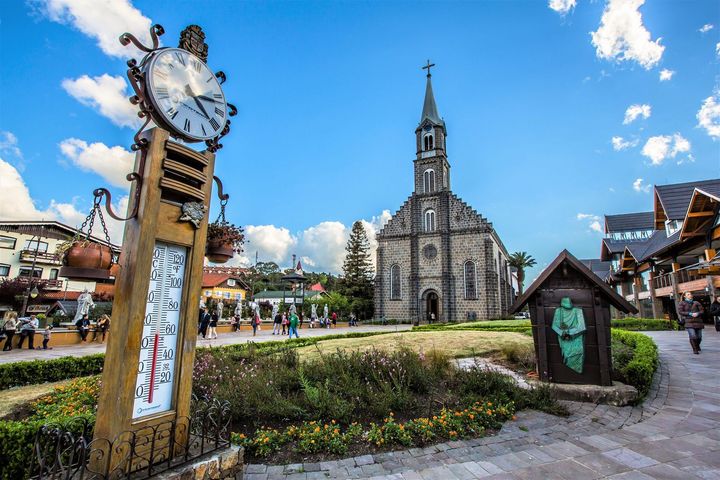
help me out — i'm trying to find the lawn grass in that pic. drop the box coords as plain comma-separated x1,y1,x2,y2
295,330,533,361
0,378,75,418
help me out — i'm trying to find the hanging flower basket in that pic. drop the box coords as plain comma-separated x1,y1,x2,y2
57,200,115,280
206,221,244,264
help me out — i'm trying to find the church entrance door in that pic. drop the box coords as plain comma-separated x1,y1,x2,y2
426,292,439,323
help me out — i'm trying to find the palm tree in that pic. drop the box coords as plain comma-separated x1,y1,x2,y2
508,251,537,296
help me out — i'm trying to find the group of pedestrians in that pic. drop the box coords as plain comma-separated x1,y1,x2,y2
271,310,300,338
1,312,51,350
197,307,222,339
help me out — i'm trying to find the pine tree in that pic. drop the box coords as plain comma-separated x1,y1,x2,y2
341,221,374,319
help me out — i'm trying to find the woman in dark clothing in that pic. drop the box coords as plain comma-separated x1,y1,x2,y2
710,296,720,332
677,292,705,354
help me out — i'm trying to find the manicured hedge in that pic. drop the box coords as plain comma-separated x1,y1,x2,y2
610,329,659,399
0,354,105,390
610,318,677,331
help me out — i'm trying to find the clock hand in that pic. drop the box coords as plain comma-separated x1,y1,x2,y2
184,85,210,119
197,94,223,104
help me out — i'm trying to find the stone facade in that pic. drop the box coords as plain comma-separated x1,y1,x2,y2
375,74,513,324
154,445,244,480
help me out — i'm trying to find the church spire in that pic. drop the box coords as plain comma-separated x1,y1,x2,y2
420,60,442,125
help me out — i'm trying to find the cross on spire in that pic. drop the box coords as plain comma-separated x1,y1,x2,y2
421,59,435,78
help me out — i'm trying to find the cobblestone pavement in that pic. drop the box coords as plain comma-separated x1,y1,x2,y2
0,324,411,364
244,330,720,479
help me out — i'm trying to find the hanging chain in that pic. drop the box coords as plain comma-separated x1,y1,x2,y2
70,196,115,264
215,198,228,224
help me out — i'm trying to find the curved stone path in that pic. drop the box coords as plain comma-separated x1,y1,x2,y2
244,330,720,479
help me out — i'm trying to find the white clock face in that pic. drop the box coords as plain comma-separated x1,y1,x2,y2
146,48,228,141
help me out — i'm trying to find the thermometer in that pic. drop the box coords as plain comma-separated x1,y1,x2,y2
133,242,187,418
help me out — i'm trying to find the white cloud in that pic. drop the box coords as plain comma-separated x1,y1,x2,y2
548,0,576,15
59,138,135,189
62,74,139,128
590,0,664,69
641,133,691,165
576,213,602,233
659,69,675,81
716,42,720,56
0,157,127,244
33,0,156,58
697,91,720,139
623,104,651,124
231,210,392,274
0,131,23,160
699,24,714,33
611,136,638,150
632,178,651,193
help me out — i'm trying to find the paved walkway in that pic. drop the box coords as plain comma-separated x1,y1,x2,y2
244,330,720,479
0,324,411,364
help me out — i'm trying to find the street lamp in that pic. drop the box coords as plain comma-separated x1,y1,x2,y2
20,226,45,317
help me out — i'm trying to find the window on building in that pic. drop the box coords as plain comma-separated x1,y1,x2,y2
0,264,9,277
423,169,436,193
49,268,59,280
390,264,401,300
227,279,236,287
224,292,231,299
423,133,434,151
424,209,436,232
23,240,48,253
235,293,242,300
0,236,16,250
664,219,682,237
19,267,42,278
205,290,212,297
464,261,477,299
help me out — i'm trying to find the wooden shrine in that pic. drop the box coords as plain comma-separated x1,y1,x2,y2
509,250,637,386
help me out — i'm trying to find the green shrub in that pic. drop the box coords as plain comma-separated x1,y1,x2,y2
610,329,659,399
0,354,105,390
611,318,677,331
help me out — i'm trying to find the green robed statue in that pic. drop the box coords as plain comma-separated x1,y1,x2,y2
551,297,586,373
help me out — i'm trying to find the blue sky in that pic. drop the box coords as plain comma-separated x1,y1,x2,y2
0,0,718,280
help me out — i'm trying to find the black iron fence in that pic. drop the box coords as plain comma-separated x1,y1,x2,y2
30,397,230,480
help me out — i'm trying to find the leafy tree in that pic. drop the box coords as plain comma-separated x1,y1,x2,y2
508,251,537,296
256,262,280,276
0,278,28,311
340,221,374,319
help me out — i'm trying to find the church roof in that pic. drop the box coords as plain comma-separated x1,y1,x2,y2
420,75,443,126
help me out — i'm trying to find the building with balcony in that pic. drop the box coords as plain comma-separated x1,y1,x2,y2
597,179,720,319
0,221,120,315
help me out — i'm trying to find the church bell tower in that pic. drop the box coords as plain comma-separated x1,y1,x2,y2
415,61,450,195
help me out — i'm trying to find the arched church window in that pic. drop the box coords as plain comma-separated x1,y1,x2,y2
390,264,401,299
424,209,436,232
423,169,436,193
423,133,434,151
464,261,477,299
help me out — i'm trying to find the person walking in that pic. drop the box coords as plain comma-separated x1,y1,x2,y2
42,325,53,350
2,312,17,351
19,315,38,349
331,311,337,328
75,314,90,342
252,311,260,337
281,312,288,335
209,312,219,339
272,311,282,335
198,308,211,338
93,314,110,343
677,291,705,354
709,295,720,332
288,310,300,339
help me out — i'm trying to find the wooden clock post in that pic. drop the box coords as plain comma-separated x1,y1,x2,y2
85,24,238,475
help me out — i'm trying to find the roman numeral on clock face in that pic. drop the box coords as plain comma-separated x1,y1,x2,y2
174,51,186,66
209,118,220,130
167,107,178,120
156,87,169,99
201,124,207,136
183,119,191,132
214,107,225,117
154,69,168,80
191,59,202,73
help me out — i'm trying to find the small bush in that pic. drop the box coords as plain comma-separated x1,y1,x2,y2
0,354,105,390
611,329,659,399
501,342,536,371
610,318,676,331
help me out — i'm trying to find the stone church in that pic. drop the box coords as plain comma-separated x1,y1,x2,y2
374,70,514,323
